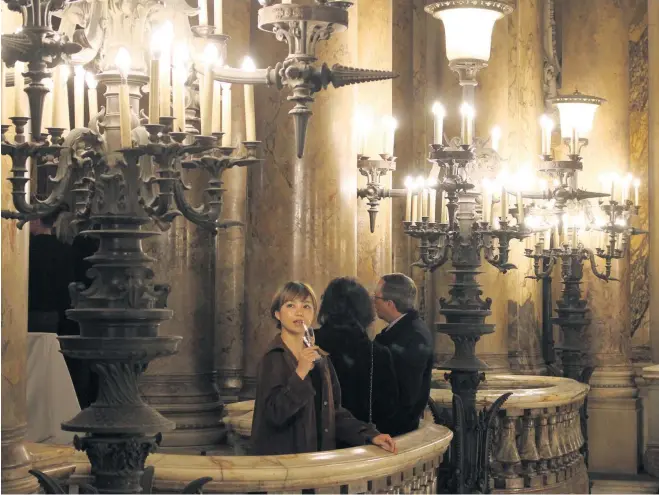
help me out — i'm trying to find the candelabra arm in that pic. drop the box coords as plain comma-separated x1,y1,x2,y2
583,248,617,282
483,239,518,273
1,128,101,228
527,253,557,280
414,243,451,272
212,66,275,86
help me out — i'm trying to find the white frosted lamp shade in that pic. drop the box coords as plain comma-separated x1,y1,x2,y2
426,1,513,64
550,91,605,139
440,8,502,62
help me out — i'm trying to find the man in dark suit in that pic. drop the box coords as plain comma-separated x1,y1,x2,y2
373,273,433,436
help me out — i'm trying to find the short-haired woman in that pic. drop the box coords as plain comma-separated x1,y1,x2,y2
250,281,397,455
314,277,399,438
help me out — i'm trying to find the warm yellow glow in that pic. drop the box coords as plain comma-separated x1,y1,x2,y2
383,116,398,131
555,101,600,138
437,8,503,62
115,48,131,79
203,43,219,66
85,71,98,89
490,125,501,151
460,102,475,119
539,114,554,131
404,176,415,190
241,56,256,71
74,65,85,78
432,101,446,117
426,177,438,188
60,64,71,80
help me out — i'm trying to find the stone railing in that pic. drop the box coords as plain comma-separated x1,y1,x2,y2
60,417,452,493
430,372,590,494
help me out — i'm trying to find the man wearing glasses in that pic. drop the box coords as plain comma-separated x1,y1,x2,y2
373,273,433,437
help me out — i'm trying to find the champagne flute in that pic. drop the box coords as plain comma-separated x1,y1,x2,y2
302,323,321,361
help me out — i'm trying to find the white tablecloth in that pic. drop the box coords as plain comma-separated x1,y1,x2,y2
26,332,81,445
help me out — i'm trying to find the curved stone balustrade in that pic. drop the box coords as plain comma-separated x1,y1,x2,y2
61,420,452,493
431,371,590,493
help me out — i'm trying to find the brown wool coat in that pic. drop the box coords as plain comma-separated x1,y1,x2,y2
250,334,380,455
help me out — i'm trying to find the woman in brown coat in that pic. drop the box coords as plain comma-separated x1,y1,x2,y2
250,281,397,455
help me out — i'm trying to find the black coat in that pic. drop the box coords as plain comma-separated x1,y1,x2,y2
250,334,379,455
314,323,399,433
374,311,433,436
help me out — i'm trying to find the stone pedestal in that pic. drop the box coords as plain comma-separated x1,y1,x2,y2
643,365,659,477
1,154,39,493
587,368,641,474
243,11,360,398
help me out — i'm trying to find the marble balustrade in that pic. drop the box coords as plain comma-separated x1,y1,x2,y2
47,420,452,494
430,372,590,494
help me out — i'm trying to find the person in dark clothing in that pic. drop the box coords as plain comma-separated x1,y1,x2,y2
28,209,99,408
250,281,397,456
314,277,399,437
373,273,433,437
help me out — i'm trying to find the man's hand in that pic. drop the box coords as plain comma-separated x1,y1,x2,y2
371,434,397,454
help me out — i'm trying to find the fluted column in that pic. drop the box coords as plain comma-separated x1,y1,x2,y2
1,156,39,493
243,11,359,398
559,0,639,474
140,171,222,452
213,0,251,402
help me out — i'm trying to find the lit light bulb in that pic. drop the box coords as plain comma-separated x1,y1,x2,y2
115,47,131,79
203,43,219,66
241,56,256,71
432,101,446,118
404,176,415,190
85,72,98,89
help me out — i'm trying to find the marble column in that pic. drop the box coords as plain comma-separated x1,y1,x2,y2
140,171,222,452
1,156,39,493
243,10,359,398
648,0,659,365
355,0,392,298
559,0,639,474
213,0,250,403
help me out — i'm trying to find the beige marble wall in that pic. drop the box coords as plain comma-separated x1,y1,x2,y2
243,9,361,397
213,0,250,401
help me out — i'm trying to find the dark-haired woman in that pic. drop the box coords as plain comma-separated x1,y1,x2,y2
250,281,397,455
314,277,399,438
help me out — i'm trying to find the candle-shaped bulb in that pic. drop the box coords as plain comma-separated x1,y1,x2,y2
241,56,256,71
490,125,501,152
74,65,85,78
85,72,98,89
115,47,131,81
382,115,397,155
355,108,373,155
203,43,219,66
405,176,415,190
431,101,446,145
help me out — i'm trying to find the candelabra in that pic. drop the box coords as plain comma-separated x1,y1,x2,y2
522,92,645,381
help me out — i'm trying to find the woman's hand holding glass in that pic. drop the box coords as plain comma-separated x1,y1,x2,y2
296,346,321,379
